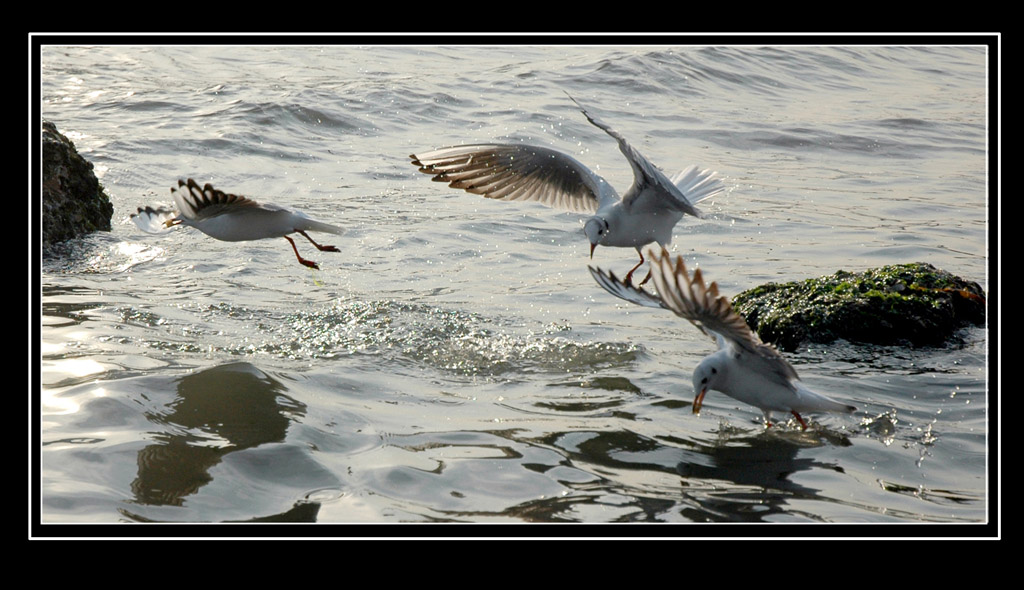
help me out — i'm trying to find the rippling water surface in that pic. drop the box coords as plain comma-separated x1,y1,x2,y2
36,42,992,531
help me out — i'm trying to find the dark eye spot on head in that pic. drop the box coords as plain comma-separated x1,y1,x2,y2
701,377,707,384
711,368,717,374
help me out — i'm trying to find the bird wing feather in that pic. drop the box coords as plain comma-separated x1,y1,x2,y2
172,178,264,221
590,245,799,386
564,93,717,218
410,143,614,213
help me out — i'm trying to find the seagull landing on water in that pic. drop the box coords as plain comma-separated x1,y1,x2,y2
589,246,856,430
410,93,725,285
130,179,344,270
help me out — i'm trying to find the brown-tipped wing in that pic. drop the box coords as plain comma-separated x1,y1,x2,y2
171,178,264,221
643,248,756,347
590,245,799,384
410,143,615,213
588,266,669,311
645,246,799,382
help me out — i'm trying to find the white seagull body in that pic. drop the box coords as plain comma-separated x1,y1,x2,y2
130,178,344,269
589,246,855,429
410,94,724,284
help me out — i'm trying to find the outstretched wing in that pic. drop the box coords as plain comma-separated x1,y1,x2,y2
588,266,669,311
591,245,799,383
643,248,755,345
565,93,720,218
645,246,799,382
410,143,618,213
171,178,263,221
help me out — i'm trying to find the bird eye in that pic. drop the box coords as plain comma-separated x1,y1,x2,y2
711,368,717,374
701,377,708,384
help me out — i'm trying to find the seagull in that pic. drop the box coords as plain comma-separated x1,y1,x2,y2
130,178,344,270
588,246,856,429
410,94,725,284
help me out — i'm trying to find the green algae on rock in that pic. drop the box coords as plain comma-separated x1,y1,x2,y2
732,262,986,351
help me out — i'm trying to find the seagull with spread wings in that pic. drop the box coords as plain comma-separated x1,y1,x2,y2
411,94,724,284
589,246,856,429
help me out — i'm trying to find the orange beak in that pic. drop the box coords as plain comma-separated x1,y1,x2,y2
589,243,597,259
692,388,707,415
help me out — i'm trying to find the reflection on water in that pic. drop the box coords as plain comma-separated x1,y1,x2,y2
128,363,304,507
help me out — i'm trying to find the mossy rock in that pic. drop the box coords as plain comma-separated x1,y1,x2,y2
732,262,986,351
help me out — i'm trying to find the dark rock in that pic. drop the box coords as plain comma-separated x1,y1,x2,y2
42,121,114,254
732,262,987,351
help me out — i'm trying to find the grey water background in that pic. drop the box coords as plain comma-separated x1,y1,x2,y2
37,43,991,528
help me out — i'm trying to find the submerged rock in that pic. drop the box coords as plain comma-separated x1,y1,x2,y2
732,262,986,351
41,120,114,254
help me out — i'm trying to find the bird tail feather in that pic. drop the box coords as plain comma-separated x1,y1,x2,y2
670,165,725,205
795,382,857,414
299,218,346,236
